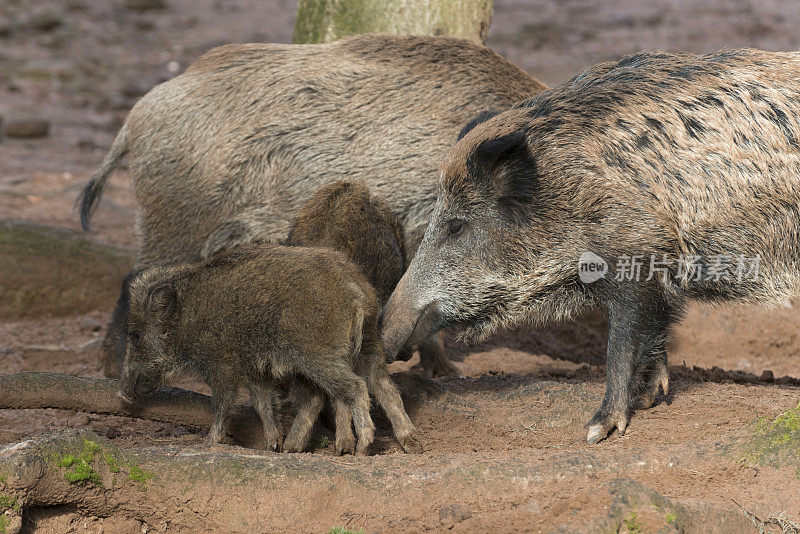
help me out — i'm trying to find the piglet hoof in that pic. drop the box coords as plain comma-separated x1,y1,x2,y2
354,430,374,456
585,409,629,445
282,439,306,454
206,433,232,446
335,434,357,456
399,434,423,454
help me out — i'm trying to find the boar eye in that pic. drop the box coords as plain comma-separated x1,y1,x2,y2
447,220,464,237
129,331,141,344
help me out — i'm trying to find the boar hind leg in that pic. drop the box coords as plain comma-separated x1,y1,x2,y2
247,382,282,451
283,378,325,453
201,203,291,259
587,293,674,445
418,331,462,378
333,399,357,455
630,345,669,410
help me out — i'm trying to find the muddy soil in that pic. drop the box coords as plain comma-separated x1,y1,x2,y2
1,1,800,532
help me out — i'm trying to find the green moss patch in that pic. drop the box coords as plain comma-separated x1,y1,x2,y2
127,465,154,485
55,439,103,486
0,494,17,511
328,528,364,534
51,437,155,489
742,401,800,476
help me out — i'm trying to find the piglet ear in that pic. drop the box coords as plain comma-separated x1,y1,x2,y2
146,283,178,323
467,132,538,220
457,110,501,141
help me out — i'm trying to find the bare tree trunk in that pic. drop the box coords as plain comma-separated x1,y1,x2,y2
293,0,494,44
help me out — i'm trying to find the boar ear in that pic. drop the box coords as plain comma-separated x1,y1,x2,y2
146,283,178,323
468,132,539,219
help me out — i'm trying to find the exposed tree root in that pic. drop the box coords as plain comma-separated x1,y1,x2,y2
0,372,265,448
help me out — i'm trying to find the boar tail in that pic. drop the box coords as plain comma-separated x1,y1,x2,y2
78,123,129,230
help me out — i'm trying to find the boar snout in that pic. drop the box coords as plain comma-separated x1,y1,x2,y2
118,377,138,405
117,389,135,405
381,293,444,362
119,373,157,405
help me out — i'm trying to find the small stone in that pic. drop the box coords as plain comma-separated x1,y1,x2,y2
81,316,103,332
28,11,64,32
439,503,472,527
524,499,541,513
5,119,50,138
760,369,775,382
124,0,167,12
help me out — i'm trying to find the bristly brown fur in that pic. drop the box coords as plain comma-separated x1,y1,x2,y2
285,180,406,305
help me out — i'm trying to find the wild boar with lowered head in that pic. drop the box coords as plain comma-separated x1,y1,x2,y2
120,242,422,455
381,49,800,444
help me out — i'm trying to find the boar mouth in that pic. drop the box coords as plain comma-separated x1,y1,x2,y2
383,300,445,361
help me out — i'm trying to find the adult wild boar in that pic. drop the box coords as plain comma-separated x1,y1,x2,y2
381,49,800,444
78,34,547,378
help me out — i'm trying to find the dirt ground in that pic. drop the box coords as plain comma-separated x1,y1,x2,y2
2,0,800,532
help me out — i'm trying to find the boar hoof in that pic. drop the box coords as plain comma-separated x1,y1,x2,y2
421,357,462,379
399,434,423,454
631,362,670,410
335,434,357,455
585,409,629,445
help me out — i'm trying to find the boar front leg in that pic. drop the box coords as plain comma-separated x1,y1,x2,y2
586,292,674,444
418,331,462,378
283,378,325,453
100,270,139,378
